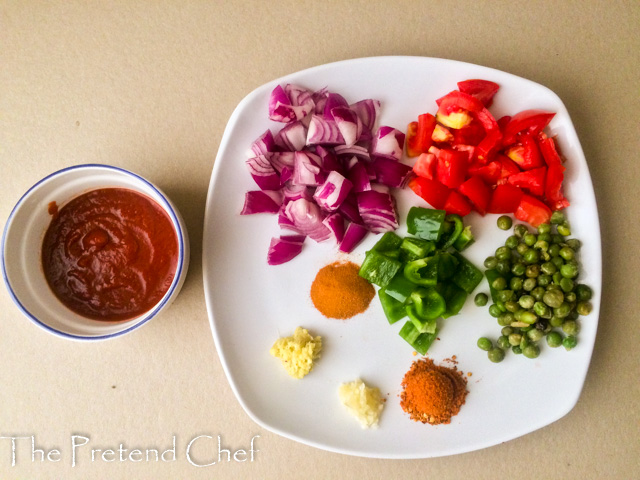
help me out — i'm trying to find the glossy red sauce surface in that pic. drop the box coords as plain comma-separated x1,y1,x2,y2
42,188,179,321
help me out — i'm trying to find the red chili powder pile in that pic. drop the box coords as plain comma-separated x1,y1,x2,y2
400,357,468,425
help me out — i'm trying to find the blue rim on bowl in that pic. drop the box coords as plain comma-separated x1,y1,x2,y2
1,163,189,340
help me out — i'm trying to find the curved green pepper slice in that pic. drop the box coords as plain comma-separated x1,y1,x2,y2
439,214,464,250
405,287,446,333
403,256,439,286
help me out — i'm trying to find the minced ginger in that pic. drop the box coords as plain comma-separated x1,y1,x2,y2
270,327,322,379
338,379,385,428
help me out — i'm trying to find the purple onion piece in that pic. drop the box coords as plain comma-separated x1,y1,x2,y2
371,126,406,161
323,213,345,244
371,157,413,188
267,235,306,265
346,158,372,193
356,190,399,233
292,151,325,186
284,198,331,242
350,99,381,132
250,130,276,156
306,115,345,146
313,171,353,212
331,106,362,147
240,190,283,215
334,144,370,161
273,120,307,151
338,222,369,253
268,84,315,123
246,155,280,190
323,92,349,118
269,151,296,174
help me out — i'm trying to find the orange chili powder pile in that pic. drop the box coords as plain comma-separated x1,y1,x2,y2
310,261,375,319
400,357,468,425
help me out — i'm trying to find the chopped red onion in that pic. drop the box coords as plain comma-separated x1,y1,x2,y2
371,156,413,188
350,99,380,132
293,151,325,186
323,92,349,117
243,84,406,264
334,144,370,161
269,151,296,174
315,145,344,175
357,189,399,233
268,84,315,123
331,106,362,147
240,190,283,215
313,171,353,212
306,115,344,146
371,126,406,161
250,130,276,156
346,157,372,193
274,120,307,151
339,222,369,253
267,235,306,265
284,198,331,242
322,213,345,243
246,155,280,190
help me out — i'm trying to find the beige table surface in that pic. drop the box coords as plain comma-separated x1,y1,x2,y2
1,1,639,479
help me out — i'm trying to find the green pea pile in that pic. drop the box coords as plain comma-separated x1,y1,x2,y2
475,212,593,363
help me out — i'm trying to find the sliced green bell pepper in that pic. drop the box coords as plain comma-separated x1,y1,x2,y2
436,252,459,281
406,207,446,241
398,321,438,355
358,250,402,288
439,214,464,250
371,231,403,254
378,288,407,324
399,237,435,262
437,282,468,319
453,225,475,251
404,255,439,286
407,287,446,323
384,273,418,303
452,251,483,294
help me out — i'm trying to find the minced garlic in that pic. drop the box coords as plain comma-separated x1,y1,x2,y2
270,327,322,379
338,379,384,428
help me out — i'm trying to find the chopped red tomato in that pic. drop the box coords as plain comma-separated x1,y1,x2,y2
458,176,491,215
545,163,570,210
468,161,501,184
496,154,521,179
406,113,437,157
443,190,472,216
412,152,437,179
502,110,555,146
505,134,544,170
488,184,524,214
436,90,485,113
451,121,485,146
537,132,563,167
437,149,468,188
507,166,547,197
408,176,451,210
405,79,570,227
432,124,454,143
457,79,500,107
475,128,502,164
405,121,420,157
515,194,552,227
497,115,512,131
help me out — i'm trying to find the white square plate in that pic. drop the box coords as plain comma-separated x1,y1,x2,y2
202,56,601,458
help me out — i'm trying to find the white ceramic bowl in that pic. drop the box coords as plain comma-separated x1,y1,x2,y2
1,164,190,340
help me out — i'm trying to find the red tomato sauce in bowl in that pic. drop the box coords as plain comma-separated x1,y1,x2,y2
41,188,179,321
